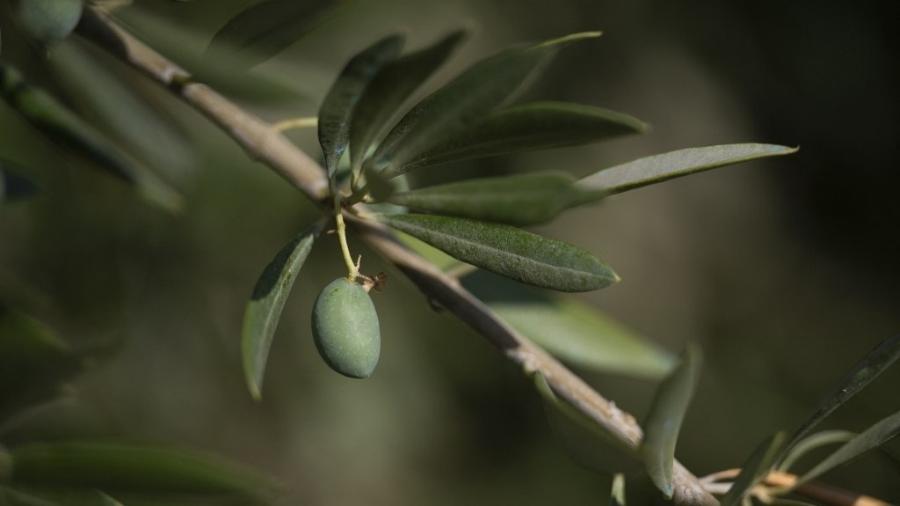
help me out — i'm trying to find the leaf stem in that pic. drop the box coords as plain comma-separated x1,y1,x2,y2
272,116,318,132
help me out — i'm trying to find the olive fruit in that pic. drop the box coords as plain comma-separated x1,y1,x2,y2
14,0,83,44
312,278,380,378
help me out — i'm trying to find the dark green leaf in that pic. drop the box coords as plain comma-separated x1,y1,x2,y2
1,162,39,203
799,409,900,484
349,30,467,172
464,271,674,378
534,374,640,474
578,144,797,196
381,213,617,292
206,0,335,69
7,441,276,500
781,334,900,459
370,32,602,178
0,306,84,419
14,0,83,43
0,488,62,506
319,34,405,177
0,64,181,212
242,224,320,400
721,432,787,506
777,430,855,472
402,102,645,171
641,344,702,498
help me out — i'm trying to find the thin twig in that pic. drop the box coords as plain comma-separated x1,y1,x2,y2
75,7,723,505
700,468,891,506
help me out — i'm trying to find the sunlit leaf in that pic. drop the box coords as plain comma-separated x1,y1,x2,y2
381,213,617,292
242,224,320,400
1,162,39,203
0,64,181,212
577,144,797,196
385,172,585,226
464,271,674,378
7,441,276,500
370,32,602,178
402,102,645,171
781,334,900,459
776,430,856,473
350,30,467,172
610,474,626,506
534,374,641,474
206,0,335,69
798,409,900,485
721,432,786,506
640,344,702,498
319,34,405,177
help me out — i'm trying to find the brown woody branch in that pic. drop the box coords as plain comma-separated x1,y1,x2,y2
71,7,826,506
701,468,890,506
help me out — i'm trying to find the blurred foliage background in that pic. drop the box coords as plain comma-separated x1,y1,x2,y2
1,0,898,504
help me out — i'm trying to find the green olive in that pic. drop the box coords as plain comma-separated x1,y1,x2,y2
312,278,380,379
14,0,83,43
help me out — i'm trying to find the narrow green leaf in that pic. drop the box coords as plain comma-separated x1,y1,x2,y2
349,30,467,172
0,162,39,203
7,441,276,500
402,102,646,171
721,432,787,506
798,409,900,485
534,374,641,474
385,172,584,225
640,344,702,498
782,334,900,459
205,0,335,69
578,143,797,196
381,213,617,292
242,224,320,400
777,430,855,472
0,488,62,506
0,64,181,212
464,271,674,378
319,34,405,176
370,32,602,178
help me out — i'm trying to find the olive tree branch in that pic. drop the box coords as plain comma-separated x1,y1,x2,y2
76,7,720,505
699,469,890,506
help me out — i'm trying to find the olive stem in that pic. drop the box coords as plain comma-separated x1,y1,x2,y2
334,195,359,281
272,116,318,132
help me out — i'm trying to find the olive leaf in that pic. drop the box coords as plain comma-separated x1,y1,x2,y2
385,172,585,226
370,32,602,178
242,223,322,400
6,441,276,500
780,334,900,460
721,432,787,506
205,0,335,69
798,409,900,485
350,30,467,172
0,64,182,212
381,213,617,292
776,430,856,473
401,102,646,171
1,162,39,203
534,374,641,475
577,143,798,196
640,344,702,498
319,34,405,177
464,271,674,378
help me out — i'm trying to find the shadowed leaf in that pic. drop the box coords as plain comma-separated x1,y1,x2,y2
464,271,674,378
370,32,602,178
777,430,856,472
721,432,787,506
798,409,900,485
402,102,645,171
641,344,702,498
350,30,467,172
0,64,181,211
206,0,335,69
381,213,617,292
1,162,39,203
781,334,900,460
319,34,405,177
7,441,276,500
385,172,585,225
578,143,797,196
242,223,321,400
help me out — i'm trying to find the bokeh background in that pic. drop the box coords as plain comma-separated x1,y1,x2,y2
1,0,898,504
